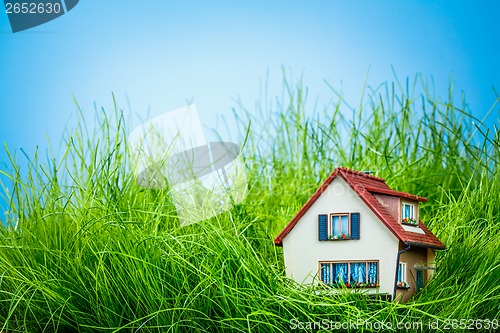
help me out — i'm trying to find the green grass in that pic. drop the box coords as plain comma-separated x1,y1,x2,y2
0,76,499,332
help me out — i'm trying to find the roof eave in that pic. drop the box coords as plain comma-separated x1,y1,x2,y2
405,241,446,250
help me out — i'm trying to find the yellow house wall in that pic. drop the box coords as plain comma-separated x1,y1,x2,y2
396,244,429,303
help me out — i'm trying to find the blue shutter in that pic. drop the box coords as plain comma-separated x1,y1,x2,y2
318,214,328,241
350,212,360,239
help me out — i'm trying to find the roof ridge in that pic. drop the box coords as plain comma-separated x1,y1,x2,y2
336,167,386,182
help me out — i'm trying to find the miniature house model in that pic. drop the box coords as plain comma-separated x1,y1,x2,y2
274,167,445,302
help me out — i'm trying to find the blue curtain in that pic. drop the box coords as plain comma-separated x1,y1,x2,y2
334,263,348,284
403,203,413,219
331,215,349,236
368,262,378,284
341,215,349,234
397,263,403,282
331,215,339,235
350,263,366,283
321,263,331,284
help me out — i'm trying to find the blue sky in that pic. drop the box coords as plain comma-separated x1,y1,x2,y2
1,1,499,216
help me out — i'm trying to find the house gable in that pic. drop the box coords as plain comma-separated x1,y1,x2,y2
283,176,398,245
281,176,400,288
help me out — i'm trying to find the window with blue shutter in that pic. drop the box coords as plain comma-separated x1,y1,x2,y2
318,214,328,241
350,212,360,239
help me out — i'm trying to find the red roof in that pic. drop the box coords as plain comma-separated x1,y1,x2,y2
274,167,445,250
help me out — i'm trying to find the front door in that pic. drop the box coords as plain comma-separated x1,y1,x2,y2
416,269,424,292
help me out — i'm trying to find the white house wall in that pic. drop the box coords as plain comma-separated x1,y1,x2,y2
282,177,399,295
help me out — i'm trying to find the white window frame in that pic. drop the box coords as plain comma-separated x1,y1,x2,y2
328,213,350,237
402,202,415,220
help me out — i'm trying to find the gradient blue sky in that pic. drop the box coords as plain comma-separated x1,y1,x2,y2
1,1,499,215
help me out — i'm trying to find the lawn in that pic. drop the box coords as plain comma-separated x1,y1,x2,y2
0,77,499,332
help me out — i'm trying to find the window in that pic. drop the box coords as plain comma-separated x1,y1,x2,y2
330,213,349,237
401,202,417,225
397,262,408,288
402,203,414,219
318,213,360,240
319,261,378,287
397,262,406,282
